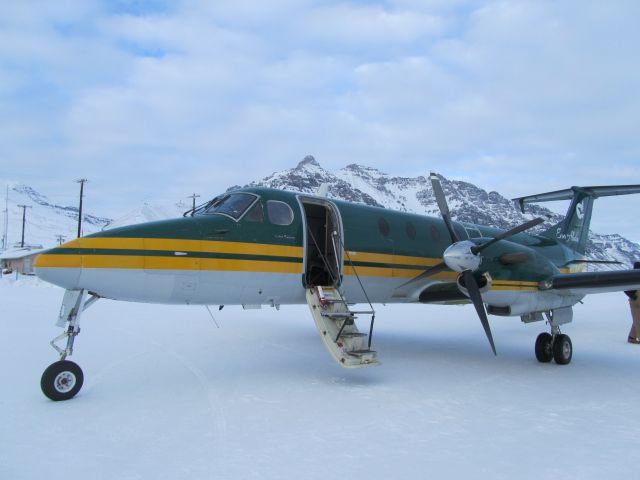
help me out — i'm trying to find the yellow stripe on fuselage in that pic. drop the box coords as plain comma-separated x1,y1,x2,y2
56,237,304,258
345,251,440,268
35,253,303,274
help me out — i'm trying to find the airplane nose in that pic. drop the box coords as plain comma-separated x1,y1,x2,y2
34,240,82,290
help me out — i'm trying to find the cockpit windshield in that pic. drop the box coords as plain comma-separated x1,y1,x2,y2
192,192,257,220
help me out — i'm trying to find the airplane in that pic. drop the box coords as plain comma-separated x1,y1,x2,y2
33,174,640,401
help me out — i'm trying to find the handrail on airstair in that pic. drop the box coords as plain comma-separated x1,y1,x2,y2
330,231,376,349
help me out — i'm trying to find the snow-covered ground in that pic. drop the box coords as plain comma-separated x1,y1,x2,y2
1,276,639,479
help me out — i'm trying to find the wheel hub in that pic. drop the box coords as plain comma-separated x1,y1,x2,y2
54,371,76,393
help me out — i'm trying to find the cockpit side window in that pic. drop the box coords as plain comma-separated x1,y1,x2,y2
202,193,257,220
244,201,264,223
267,200,294,226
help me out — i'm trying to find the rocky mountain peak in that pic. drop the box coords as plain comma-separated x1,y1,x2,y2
343,164,387,176
296,155,321,169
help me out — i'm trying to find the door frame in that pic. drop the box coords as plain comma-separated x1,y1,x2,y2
297,195,344,288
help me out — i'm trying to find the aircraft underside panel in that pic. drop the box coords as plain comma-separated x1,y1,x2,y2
72,268,306,305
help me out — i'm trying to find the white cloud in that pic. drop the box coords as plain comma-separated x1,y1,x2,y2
300,4,446,48
0,0,638,240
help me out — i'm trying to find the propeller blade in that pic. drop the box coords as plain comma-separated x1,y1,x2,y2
471,217,544,255
397,261,449,290
430,173,460,243
463,270,497,355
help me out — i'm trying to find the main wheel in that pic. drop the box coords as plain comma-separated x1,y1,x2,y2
552,334,572,365
41,360,84,401
535,332,553,363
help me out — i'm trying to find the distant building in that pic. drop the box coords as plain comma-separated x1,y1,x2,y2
1,246,47,276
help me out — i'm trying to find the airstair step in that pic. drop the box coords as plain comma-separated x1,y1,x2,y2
321,312,355,318
347,349,377,358
339,332,368,338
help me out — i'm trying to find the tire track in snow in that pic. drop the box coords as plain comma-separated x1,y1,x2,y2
102,325,229,477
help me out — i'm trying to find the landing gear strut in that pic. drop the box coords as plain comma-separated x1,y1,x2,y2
40,290,98,401
534,309,573,365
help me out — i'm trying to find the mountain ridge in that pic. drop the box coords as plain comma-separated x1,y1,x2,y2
246,155,640,270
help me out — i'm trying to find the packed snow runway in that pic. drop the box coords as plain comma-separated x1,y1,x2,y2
1,277,639,479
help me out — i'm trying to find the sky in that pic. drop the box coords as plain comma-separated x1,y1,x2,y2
0,0,639,240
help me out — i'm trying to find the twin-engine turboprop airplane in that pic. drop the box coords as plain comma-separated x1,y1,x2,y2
34,174,640,401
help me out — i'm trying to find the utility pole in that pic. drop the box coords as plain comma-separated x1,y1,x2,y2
188,193,200,213
56,235,66,245
17,204,31,248
1,185,8,251
76,179,87,238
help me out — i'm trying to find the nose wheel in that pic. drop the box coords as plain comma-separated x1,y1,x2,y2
41,360,84,401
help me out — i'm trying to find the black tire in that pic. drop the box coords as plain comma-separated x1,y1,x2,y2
553,334,572,365
41,360,84,401
535,332,553,363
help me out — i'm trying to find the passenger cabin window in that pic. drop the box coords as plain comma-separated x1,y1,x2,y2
267,200,294,226
378,217,390,238
202,193,257,220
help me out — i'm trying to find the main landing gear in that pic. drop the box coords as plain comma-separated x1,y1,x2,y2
535,331,572,365
40,289,99,401
534,309,573,365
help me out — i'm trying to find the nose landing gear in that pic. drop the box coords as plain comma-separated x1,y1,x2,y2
40,289,99,401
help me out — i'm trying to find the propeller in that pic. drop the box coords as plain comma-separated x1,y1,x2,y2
470,217,544,255
463,270,496,355
410,173,544,355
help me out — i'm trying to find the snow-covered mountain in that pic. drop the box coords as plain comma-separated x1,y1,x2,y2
246,156,640,269
0,183,111,249
106,202,188,230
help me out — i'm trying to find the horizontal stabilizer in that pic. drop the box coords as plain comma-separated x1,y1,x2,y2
513,184,640,213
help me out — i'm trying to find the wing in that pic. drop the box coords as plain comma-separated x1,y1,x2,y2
543,269,640,295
